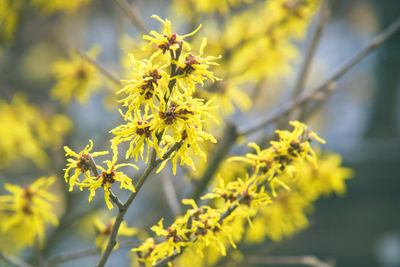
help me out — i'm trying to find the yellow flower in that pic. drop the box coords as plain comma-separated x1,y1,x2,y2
0,176,58,249
111,109,160,163
64,139,109,191
143,15,202,55
93,217,137,252
118,55,168,119
81,146,138,210
174,38,221,94
51,44,102,105
155,94,218,174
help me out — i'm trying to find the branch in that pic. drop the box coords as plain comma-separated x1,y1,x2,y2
0,251,33,267
161,170,182,216
75,48,121,86
96,142,183,267
243,255,332,267
44,247,100,267
240,15,400,136
112,0,148,34
44,239,137,267
292,0,331,98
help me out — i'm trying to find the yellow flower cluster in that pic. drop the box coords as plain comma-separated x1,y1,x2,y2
0,0,91,52
169,0,320,120
51,45,102,105
245,150,353,243
131,121,327,266
0,94,72,169
0,176,58,252
112,15,220,174
64,141,137,210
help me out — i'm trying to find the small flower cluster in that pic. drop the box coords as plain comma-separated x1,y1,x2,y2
245,149,353,244
131,121,326,266
112,15,220,174
0,176,58,251
64,141,137,209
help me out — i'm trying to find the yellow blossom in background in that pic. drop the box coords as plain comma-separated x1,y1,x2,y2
0,0,21,44
51,44,102,105
0,176,58,250
64,139,109,191
93,217,138,252
0,94,72,170
32,0,92,14
173,0,253,15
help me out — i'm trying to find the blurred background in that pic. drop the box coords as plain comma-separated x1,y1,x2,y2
0,0,399,266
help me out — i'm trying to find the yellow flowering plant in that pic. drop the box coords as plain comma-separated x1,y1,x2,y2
1,0,399,267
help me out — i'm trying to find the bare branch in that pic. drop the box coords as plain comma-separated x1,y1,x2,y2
161,170,182,216
292,0,331,98
243,255,332,267
45,247,100,267
240,15,400,136
0,251,33,267
112,0,148,34
75,48,121,86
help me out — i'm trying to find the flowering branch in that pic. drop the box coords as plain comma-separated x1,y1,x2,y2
96,142,184,267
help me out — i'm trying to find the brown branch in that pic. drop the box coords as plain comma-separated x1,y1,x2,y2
0,251,33,267
44,247,100,267
75,48,121,86
239,15,400,136
292,0,331,98
243,255,332,267
112,0,148,34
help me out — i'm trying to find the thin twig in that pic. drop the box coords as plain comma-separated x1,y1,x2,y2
161,170,182,216
44,239,137,267
75,48,121,86
292,0,331,98
240,15,400,136
44,247,100,267
112,0,148,34
243,255,332,267
0,251,33,267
